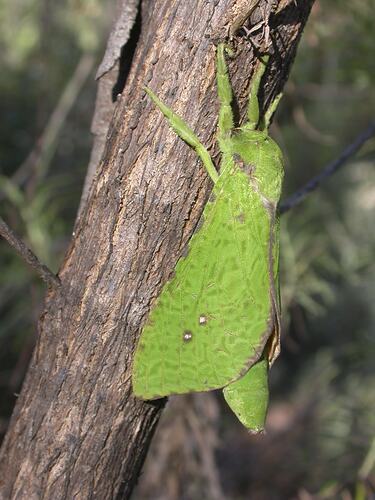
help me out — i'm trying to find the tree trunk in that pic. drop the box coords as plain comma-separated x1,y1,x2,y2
0,0,315,498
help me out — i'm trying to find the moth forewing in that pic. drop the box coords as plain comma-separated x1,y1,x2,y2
133,167,278,398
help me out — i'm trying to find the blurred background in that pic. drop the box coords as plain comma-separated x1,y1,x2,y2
0,1,374,499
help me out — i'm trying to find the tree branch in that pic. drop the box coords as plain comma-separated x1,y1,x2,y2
280,121,375,214
0,216,60,288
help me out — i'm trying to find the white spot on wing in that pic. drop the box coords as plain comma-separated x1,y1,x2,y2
199,315,207,325
183,331,193,342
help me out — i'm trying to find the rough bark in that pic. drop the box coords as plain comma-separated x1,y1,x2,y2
78,0,140,216
0,0,315,498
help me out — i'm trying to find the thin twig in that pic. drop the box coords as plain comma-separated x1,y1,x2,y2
359,436,375,479
0,216,60,288
279,122,375,214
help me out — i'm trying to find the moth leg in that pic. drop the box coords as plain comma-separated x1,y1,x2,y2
223,356,269,432
216,43,234,154
145,87,219,183
244,54,269,130
260,92,283,131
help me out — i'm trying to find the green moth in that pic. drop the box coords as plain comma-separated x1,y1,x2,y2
132,43,284,432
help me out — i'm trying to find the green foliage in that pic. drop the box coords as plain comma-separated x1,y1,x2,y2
268,1,375,494
0,0,105,68
0,0,107,430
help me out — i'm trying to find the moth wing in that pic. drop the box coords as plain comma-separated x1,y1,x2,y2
133,169,278,399
223,356,269,432
267,212,281,365
223,210,281,431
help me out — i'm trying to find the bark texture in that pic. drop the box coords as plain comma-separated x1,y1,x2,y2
78,0,140,215
0,0,315,498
